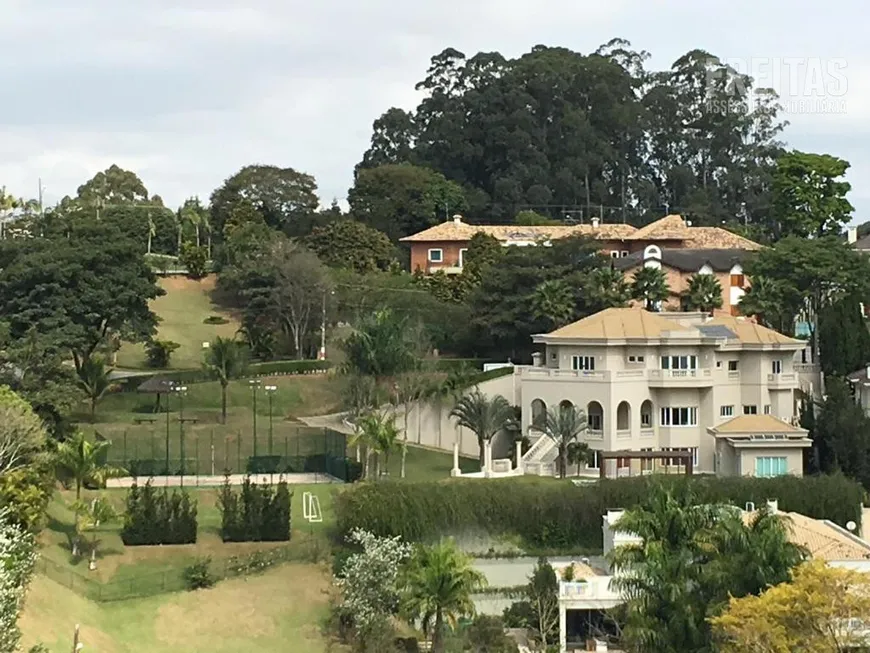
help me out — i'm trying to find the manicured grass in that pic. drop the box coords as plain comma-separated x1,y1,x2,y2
20,563,335,653
40,485,337,586
116,275,240,369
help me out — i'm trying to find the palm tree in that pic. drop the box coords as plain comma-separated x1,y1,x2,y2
738,276,794,333
401,539,486,653
531,279,575,329
173,208,184,254
182,198,203,247
540,404,588,478
684,273,723,312
585,266,631,311
630,266,671,311
349,410,401,479
55,431,125,500
341,308,417,381
146,210,156,255
74,356,114,422
450,389,515,468
395,372,428,479
204,337,246,424
72,496,117,566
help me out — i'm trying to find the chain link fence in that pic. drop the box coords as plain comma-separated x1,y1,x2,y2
35,539,328,602
99,426,359,481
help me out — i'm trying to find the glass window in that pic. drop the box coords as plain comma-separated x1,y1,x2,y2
428,248,443,262
728,360,738,371
720,405,734,417
587,450,601,469
743,405,758,415
572,356,595,371
771,360,782,374
660,407,698,426
755,457,787,477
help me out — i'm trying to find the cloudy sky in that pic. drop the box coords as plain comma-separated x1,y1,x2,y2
0,0,865,221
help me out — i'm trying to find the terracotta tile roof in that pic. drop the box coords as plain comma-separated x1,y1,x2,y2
704,313,803,346
398,218,637,242
543,307,692,340
743,511,870,561
683,227,763,250
627,214,691,240
712,414,804,434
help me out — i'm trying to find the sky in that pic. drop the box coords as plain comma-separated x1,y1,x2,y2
0,0,866,221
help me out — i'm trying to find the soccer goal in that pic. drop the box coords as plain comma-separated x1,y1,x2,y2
302,491,322,523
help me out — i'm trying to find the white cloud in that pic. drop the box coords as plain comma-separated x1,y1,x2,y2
0,0,867,220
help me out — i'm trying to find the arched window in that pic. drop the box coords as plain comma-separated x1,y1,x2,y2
617,401,631,431
640,400,653,429
559,400,574,416
587,401,604,432
531,399,547,427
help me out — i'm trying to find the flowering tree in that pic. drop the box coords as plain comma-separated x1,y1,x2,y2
336,528,412,643
0,510,37,653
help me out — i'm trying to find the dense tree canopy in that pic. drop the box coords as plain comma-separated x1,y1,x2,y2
305,219,396,273
359,41,785,229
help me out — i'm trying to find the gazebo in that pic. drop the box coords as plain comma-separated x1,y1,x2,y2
136,376,176,413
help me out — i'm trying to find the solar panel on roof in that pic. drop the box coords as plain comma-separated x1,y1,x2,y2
698,325,737,339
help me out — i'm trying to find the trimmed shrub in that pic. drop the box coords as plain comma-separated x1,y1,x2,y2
183,557,215,590
218,475,292,542
121,478,198,545
203,315,229,325
334,474,864,551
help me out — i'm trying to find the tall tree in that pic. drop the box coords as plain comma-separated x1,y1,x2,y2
305,220,396,273
0,386,47,476
683,273,723,312
358,108,417,170
348,163,468,240
450,389,515,467
585,266,631,312
769,151,853,239
630,267,670,311
76,164,151,205
539,404,588,478
350,410,402,479
809,377,870,486
210,164,320,239
737,276,797,334
401,539,486,653
817,294,870,378
204,337,247,424
0,223,162,372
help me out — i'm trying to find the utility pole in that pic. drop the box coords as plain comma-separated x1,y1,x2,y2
319,290,327,361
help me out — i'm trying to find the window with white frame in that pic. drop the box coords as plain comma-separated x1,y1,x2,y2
427,248,443,263
587,450,601,469
588,412,602,431
627,354,646,364
662,447,698,467
458,248,468,267
620,250,629,257
660,406,698,426
660,355,698,370
728,360,739,371
755,456,787,477
771,360,782,374
720,405,734,417
640,447,653,471
641,407,652,428
572,355,595,371
743,405,758,415
764,405,771,415
610,251,620,258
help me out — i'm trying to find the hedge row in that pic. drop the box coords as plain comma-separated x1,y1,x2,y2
121,480,197,545
334,474,864,551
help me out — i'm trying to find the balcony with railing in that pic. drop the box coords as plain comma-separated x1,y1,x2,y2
559,577,622,608
648,368,714,388
767,372,797,389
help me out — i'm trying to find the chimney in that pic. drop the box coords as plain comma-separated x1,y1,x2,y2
590,217,600,228
849,227,858,244
531,352,543,367
452,214,463,224
766,499,778,514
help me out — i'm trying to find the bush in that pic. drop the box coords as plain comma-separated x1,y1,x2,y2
145,339,180,368
218,475,292,542
203,315,229,325
334,474,864,550
120,478,198,545
183,557,215,590
179,242,209,279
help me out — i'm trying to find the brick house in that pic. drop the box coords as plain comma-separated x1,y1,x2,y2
400,213,760,274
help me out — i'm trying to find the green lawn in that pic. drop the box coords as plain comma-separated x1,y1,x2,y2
116,275,239,369
21,563,336,653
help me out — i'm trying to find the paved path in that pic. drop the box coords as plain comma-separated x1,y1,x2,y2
296,412,354,434
106,472,342,488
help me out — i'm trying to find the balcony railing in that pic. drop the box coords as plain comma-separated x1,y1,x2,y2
768,373,797,386
616,429,631,439
559,578,621,603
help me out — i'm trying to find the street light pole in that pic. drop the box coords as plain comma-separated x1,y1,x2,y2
175,385,188,486
265,385,277,481
250,379,261,462
165,383,173,483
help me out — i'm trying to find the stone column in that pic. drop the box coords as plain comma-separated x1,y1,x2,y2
451,441,461,477
515,440,524,474
559,603,567,653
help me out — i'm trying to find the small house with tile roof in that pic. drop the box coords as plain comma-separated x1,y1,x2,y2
399,213,760,274
517,306,807,477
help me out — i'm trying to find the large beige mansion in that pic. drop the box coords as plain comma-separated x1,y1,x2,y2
516,307,817,478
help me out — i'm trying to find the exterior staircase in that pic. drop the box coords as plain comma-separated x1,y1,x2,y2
521,430,558,477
